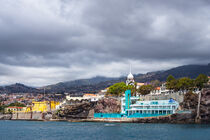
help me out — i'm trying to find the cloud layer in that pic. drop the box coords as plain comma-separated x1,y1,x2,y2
0,0,210,86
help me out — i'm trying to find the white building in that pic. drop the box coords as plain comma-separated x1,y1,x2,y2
126,65,135,86
121,95,179,115
150,83,171,95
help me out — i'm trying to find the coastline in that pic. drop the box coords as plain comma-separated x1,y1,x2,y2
0,113,197,124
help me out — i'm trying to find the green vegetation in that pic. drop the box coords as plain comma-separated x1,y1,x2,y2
107,82,135,96
166,75,177,90
8,102,26,107
137,85,154,95
166,74,209,91
150,80,161,88
107,82,154,96
176,77,194,91
195,74,209,89
0,104,7,114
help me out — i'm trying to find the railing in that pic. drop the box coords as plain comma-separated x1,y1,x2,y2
94,113,123,118
94,113,170,118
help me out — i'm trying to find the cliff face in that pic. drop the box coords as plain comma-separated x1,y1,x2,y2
94,98,121,113
180,92,198,110
200,88,210,123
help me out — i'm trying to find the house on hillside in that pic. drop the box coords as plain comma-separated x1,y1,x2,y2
150,83,171,95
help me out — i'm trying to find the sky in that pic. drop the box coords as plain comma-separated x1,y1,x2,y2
0,0,210,86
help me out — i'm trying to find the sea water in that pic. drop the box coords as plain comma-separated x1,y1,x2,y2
0,120,210,140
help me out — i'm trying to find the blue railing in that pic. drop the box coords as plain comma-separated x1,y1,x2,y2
127,113,168,118
94,113,124,118
94,113,170,118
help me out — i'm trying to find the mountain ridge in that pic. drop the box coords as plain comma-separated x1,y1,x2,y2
0,63,209,94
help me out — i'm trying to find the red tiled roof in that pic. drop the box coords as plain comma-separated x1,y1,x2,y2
7,106,24,109
155,87,161,90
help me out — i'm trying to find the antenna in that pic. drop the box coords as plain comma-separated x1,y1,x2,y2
130,64,132,74
44,87,45,102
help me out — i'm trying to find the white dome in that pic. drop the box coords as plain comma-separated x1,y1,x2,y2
127,73,134,80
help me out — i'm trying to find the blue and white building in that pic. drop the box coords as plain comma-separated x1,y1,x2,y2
121,90,179,117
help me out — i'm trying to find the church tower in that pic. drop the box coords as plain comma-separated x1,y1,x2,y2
126,65,135,86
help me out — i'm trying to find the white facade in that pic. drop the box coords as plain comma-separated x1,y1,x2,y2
150,83,171,95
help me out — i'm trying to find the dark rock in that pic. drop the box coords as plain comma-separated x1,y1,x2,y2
59,102,95,119
180,92,198,110
94,98,121,113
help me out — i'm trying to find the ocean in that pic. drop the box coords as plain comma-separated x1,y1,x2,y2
0,121,210,140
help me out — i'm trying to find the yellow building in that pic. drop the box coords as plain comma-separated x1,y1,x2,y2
31,101,60,112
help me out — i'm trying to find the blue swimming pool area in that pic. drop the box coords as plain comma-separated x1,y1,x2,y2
94,90,179,118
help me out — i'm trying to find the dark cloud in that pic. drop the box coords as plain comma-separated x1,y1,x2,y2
0,0,209,86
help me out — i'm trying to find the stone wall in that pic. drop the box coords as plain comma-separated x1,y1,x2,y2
142,92,184,103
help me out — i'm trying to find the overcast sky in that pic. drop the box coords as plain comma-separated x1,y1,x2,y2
0,0,210,86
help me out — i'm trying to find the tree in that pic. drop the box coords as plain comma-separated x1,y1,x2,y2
166,75,177,90
107,82,126,96
167,75,175,82
107,82,135,96
176,77,194,91
0,104,7,114
137,85,154,95
150,80,161,88
8,102,26,107
195,74,209,89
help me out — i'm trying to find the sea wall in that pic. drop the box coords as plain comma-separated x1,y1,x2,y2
11,112,44,120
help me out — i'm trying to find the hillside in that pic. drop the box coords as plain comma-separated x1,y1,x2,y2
0,63,209,94
0,83,40,94
135,63,210,82
40,76,121,93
